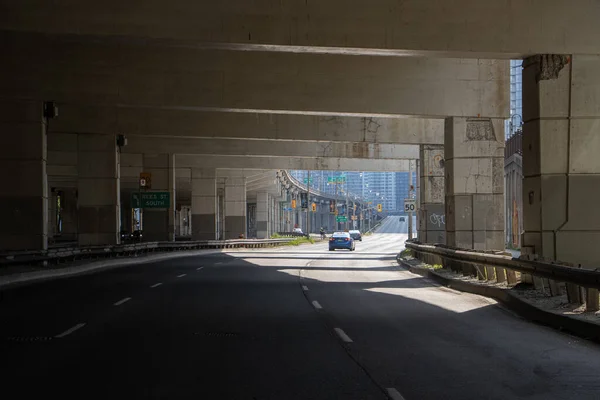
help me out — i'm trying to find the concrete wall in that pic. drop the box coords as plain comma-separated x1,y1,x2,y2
522,55,600,267
3,1,600,56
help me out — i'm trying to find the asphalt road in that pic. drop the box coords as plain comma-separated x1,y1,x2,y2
375,216,417,235
1,231,600,399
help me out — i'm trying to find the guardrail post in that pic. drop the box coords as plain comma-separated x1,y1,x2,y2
548,280,562,296
566,283,583,304
586,288,599,312
485,266,496,281
495,267,507,283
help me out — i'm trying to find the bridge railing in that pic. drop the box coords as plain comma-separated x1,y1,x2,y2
0,239,295,268
405,241,600,311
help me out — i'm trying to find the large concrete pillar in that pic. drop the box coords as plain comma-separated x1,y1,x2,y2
78,134,120,246
418,145,446,244
0,100,48,251
224,177,247,239
142,154,175,242
444,117,505,250
256,192,269,239
522,55,600,267
191,168,217,240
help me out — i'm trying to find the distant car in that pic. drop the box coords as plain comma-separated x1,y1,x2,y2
329,232,355,251
348,230,362,241
399,217,406,222
293,228,303,234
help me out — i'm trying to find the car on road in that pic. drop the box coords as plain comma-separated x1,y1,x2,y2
348,230,362,241
329,232,355,251
293,228,303,235
399,216,405,222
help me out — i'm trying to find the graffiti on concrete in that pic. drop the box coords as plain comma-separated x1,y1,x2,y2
429,213,445,228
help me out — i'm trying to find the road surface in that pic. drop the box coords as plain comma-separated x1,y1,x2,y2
1,233,599,399
375,215,417,235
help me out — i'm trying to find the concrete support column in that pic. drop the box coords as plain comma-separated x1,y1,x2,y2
225,177,247,239
256,192,269,239
142,154,175,241
522,55,600,269
78,134,120,246
418,145,446,244
444,117,505,250
0,100,48,250
191,168,217,240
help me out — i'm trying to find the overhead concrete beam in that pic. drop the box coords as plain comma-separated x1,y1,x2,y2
1,33,508,118
2,1,599,56
177,155,409,172
124,137,419,160
52,104,444,145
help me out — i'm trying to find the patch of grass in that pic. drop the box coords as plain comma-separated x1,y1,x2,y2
432,264,444,270
270,233,282,239
400,249,412,257
285,237,315,246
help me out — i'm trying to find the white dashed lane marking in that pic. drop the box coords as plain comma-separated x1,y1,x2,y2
114,297,131,306
312,301,322,309
387,388,407,400
302,285,309,291
177,274,187,278
334,328,353,343
55,323,86,338
150,283,163,288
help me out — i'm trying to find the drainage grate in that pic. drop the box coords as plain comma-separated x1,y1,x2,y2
5,336,54,343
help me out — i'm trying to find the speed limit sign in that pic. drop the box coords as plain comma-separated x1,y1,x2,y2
404,199,416,212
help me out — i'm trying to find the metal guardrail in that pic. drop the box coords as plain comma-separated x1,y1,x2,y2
405,241,600,311
0,239,294,268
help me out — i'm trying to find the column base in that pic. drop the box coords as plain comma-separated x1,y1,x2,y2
191,213,217,240
225,216,246,239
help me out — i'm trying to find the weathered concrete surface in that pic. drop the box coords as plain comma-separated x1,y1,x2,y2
224,178,246,239
191,168,217,241
52,104,444,145
445,118,504,250
176,155,410,172
1,34,508,118
124,137,418,160
140,154,176,242
418,145,445,244
77,134,120,246
2,1,600,56
0,100,48,251
522,55,600,268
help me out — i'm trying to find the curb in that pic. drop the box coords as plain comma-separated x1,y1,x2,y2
0,249,225,290
397,256,600,343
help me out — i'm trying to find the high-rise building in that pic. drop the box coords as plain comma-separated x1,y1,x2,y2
506,59,523,138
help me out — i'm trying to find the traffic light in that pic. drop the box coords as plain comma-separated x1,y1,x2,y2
291,199,297,209
329,200,335,213
311,203,317,212
377,204,383,212
353,204,357,212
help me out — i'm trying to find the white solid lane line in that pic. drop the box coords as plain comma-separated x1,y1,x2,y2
334,328,353,343
150,283,163,288
55,323,86,338
177,274,187,278
387,388,407,400
302,285,309,291
197,267,204,271
114,297,131,306
312,300,322,309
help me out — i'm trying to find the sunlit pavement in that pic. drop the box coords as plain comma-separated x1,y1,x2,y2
1,227,600,399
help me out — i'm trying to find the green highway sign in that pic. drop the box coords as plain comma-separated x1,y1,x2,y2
303,178,314,184
327,176,346,184
131,192,171,209
336,216,348,222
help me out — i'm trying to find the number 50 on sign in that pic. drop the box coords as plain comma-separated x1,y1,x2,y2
404,199,416,212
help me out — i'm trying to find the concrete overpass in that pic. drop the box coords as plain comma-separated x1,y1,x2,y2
2,0,600,271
